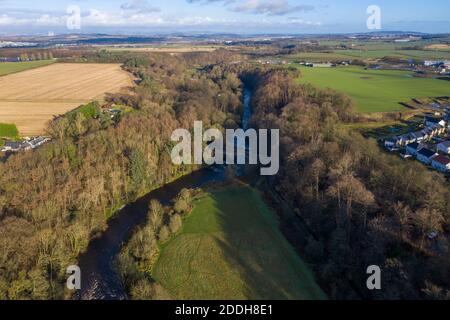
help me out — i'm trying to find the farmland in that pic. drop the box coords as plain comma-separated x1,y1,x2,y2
0,60,55,76
287,38,450,62
288,50,450,62
296,66,450,113
0,63,133,136
152,185,326,300
333,49,450,60
0,123,19,138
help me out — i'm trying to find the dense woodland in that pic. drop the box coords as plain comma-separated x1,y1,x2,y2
114,62,449,300
116,188,199,300
0,50,243,299
248,68,450,299
0,48,448,300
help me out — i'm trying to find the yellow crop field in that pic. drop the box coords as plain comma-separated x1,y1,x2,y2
0,63,133,136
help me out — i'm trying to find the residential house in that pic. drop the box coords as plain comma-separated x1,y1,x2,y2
1,141,23,152
312,63,333,68
384,138,398,150
23,137,50,150
410,131,427,143
416,148,438,165
406,142,423,156
424,60,443,67
0,57,20,62
1,137,50,153
431,155,450,172
423,125,444,138
397,133,415,146
425,116,446,128
430,123,446,135
437,141,450,155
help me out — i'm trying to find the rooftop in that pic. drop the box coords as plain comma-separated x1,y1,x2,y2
417,148,437,158
433,155,450,166
438,141,450,148
406,142,421,150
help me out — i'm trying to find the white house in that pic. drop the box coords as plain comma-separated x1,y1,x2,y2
22,136,50,150
425,116,446,128
431,155,450,172
424,60,441,67
397,134,415,146
437,141,450,155
416,148,438,165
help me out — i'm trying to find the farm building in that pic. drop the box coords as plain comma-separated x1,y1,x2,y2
431,155,450,172
437,141,450,155
22,137,51,150
416,148,438,165
406,142,423,156
1,136,50,153
1,141,23,152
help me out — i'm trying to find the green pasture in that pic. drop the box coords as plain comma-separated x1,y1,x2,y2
0,60,55,77
296,66,450,112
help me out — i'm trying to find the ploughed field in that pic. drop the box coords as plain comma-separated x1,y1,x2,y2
0,63,133,136
152,185,326,300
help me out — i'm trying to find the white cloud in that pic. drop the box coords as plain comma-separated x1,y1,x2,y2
0,5,321,29
0,14,28,26
120,0,161,13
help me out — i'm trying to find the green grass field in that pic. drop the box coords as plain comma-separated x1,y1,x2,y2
152,185,326,300
68,101,101,119
334,49,450,60
0,60,55,77
0,123,19,138
297,66,450,113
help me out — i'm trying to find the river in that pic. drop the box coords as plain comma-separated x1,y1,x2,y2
77,88,252,300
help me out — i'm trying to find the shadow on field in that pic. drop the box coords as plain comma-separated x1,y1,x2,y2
208,186,326,300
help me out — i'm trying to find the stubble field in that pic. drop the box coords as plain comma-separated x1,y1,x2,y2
0,63,133,136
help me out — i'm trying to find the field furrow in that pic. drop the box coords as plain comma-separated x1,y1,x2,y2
0,63,133,136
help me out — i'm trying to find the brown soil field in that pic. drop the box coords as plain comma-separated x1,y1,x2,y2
424,44,450,50
0,63,133,136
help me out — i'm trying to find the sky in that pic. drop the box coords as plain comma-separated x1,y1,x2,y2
0,0,449,35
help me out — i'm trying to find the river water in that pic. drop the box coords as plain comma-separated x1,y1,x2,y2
77,88,252,300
